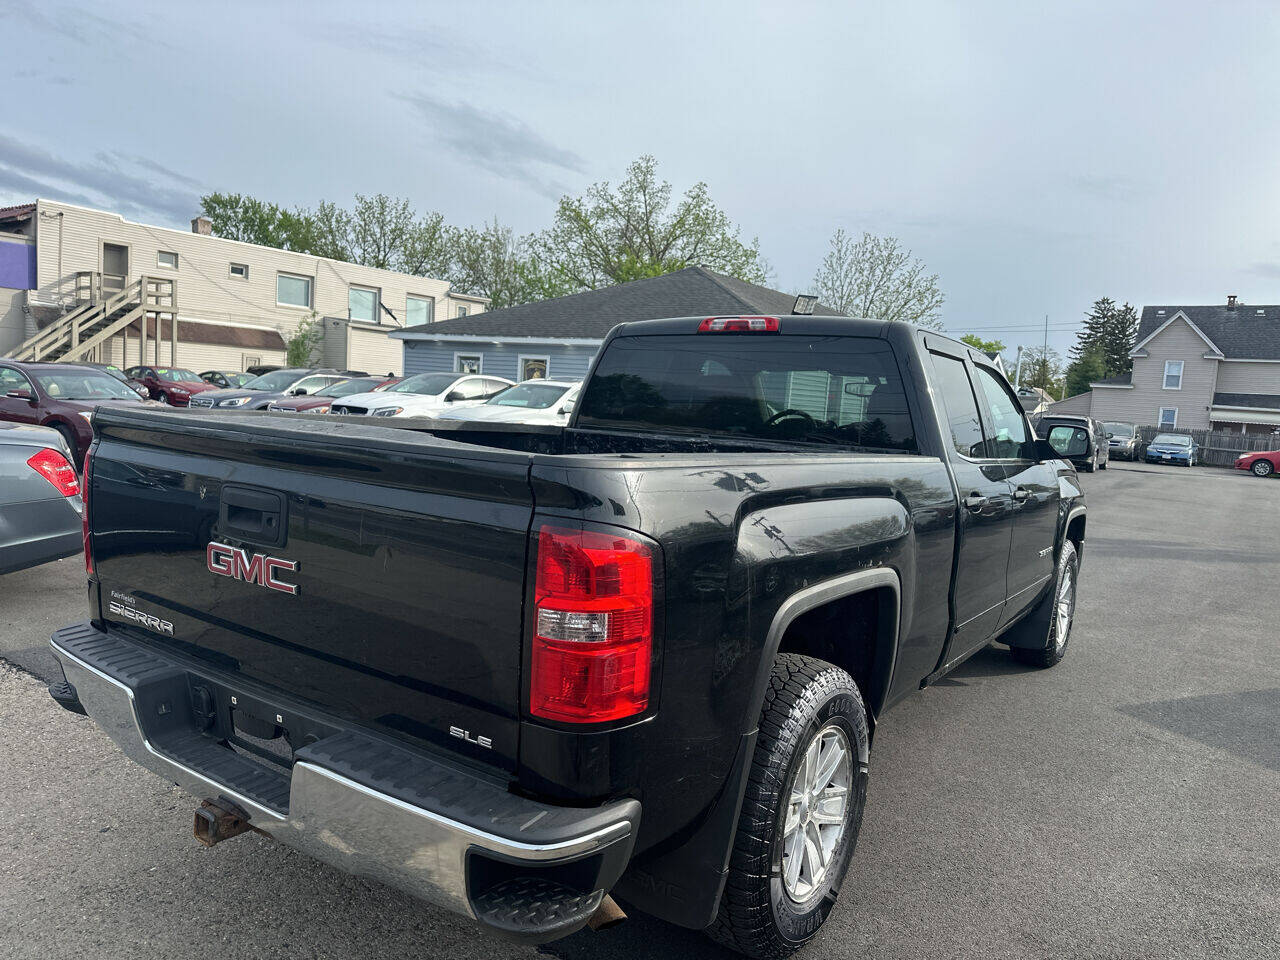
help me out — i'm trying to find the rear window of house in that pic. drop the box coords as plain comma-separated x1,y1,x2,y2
576,334,916,451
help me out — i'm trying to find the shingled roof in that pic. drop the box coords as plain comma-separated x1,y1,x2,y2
392,266,838,341
1135,303,1280,360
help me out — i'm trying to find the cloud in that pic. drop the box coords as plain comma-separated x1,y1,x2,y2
398,93,584,198
1069,174,1143,202
0,1,150,46
0,131,200,223
1247,262,1280,279
305,20,463,62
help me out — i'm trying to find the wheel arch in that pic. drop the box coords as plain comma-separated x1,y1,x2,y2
748,567,901,755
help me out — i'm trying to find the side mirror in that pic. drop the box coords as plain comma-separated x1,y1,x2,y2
445,391,464,402
5,389,34,401
290,387,307,396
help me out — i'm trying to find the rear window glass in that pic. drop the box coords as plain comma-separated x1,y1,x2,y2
576,335,916,451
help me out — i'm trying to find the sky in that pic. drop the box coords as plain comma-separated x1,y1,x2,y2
2,0,1278,358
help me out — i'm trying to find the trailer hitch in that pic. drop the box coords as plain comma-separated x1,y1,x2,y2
193,797,254,847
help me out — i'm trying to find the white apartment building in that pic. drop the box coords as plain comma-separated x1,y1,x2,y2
0,199,487,374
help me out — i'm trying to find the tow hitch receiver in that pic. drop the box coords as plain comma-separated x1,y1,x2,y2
194,797,254,847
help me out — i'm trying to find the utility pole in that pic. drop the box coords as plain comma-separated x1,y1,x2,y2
1013,345,1024,387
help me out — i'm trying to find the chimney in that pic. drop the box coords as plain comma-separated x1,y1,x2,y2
1227,294,1238,310
191,216,212,235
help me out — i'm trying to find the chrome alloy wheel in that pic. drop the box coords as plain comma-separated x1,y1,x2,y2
1054,561,1076,651
781,723,852,902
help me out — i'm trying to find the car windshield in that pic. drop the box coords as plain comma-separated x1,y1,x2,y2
1152,434,1191,446
485,383,572,409
34,370,140,401
242,370,306,391
1103,422,1134,438
155,368,204,383
388,373,456,395
320,378,382,397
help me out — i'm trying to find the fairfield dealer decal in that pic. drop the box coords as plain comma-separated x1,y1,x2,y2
206,542,299,595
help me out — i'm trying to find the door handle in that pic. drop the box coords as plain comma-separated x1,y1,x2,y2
1013,486,1030,501
963,494,987,511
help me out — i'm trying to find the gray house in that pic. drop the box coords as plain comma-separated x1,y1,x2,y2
390,266,836,382
1047,296,1280,433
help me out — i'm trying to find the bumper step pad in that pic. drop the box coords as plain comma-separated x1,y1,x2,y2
472,877,604,939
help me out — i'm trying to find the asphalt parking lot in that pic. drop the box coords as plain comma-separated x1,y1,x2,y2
2,460,1277,960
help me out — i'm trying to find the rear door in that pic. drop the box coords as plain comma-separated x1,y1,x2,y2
926,346,1016,661
0,366,41,426
90,416,536,771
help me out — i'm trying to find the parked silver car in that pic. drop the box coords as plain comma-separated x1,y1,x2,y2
0,422,84,575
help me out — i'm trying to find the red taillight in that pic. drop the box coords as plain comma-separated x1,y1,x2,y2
82,450,93,576
697,316,780,333
530,525,654,723
27,448,80,498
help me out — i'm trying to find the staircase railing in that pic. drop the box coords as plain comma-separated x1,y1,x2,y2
9,275,178,364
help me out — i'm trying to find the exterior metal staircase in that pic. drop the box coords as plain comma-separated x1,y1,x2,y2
11,272,178,364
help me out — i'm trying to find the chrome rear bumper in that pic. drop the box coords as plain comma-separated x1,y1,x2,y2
51,622,638,942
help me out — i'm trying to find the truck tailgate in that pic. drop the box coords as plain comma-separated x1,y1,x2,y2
88,410,535,771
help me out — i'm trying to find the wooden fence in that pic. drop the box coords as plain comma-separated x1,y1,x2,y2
1134,425,1279,467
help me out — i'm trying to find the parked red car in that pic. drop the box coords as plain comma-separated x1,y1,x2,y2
1234,448,1280,477
124,365,219,406
266,376,401,413
0,360,154,465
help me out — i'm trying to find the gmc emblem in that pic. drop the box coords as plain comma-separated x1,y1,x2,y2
206,541,299,595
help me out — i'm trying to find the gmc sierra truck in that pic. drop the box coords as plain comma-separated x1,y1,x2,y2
49,317,1086,958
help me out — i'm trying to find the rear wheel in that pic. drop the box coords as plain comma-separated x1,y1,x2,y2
1010,540,1079,668
708,654,869,958
1252,459,1274,477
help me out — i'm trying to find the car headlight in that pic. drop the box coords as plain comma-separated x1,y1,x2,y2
372,407,403,417
78,411,94,423
305,405,330,414
217,396,252,407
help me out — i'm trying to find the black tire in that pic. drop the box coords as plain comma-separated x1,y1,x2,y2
1099,457,1108,470
1252,459,1274,478
157,392,170,405
1010,540,1079,668
1083,455,1095,473
708,654,869,959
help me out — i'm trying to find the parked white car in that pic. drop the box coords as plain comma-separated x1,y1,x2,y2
436,380,581,425
329,373,513,417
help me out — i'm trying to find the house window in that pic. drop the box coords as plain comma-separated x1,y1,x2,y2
1163,360,1184,390
349,285,380,323
230,263,249,280
520,356,549,380
157,250,178,269
1158,407,1178,428
454,353,482,374
457,305,469,318
406,295,434,326
277,272,312,307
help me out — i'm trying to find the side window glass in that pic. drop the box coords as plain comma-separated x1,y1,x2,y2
453,378,486,400
0,368,28,391
930,354,987,459
972,366,1029,459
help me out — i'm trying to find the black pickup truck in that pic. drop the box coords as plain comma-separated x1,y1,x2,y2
50,316,1086,957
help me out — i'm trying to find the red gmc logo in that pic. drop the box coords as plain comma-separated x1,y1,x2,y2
206,541,299,595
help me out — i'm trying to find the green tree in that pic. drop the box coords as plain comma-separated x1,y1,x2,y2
449,219,536,310
959,334,1006,354
1070,297,1137,376
530,155,768,291
1021,345,1066,398
285,312,324,366
199,193,318,252
812,229,945,328
1064,348,1107,398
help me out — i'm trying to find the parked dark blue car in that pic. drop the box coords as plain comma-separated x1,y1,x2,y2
1145,432,1198,466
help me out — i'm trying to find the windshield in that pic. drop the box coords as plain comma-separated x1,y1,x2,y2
1152,434,1191,446
34,370,140,401
486,382,572,409
1103,422,1134,438
155,368,204,383
577,334,916,451
320,378,382,397
389,373,456,395
242,370,305,392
